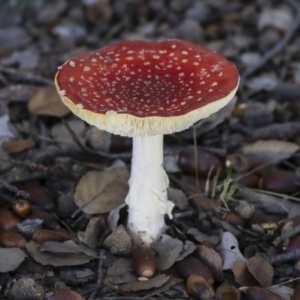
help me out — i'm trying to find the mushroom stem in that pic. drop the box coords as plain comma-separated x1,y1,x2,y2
126,135,174,245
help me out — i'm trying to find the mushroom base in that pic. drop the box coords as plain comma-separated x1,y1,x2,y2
126,135,174,245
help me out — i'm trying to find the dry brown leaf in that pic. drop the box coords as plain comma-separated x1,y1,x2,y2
119,274,170,293
217,232,246,270
154,234,183,271
0,248,27,272
26,241,97,267
107,258,131,276
246,255,274,288
2,137,35,153
238,140,299,165
75,166,129,214
195,245,223,281
231,260,258,286
28,86,70,117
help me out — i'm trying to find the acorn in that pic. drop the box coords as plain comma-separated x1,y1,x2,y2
12,199,32,218
259,171,300,195
22,184,56,210
176,255,214,284
32,229,69,245
186,275,215,300
44,288,83,300
26,210,60,230
226,154,248,172
0,209,21,230
178,146,222,177
222,212,246,228
236,173,259,188
216,285,240,300
0,230,27,248
132,243,157,278
249,162,271,177
240,286,284,300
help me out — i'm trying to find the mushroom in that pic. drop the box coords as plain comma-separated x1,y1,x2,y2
55,39,239,245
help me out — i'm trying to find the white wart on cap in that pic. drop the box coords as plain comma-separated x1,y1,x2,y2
55,39,239,137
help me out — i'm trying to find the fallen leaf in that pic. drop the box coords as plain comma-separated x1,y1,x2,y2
258,8,293,31
40,240,98,257
26,241,97,267
231,260,258,286
2,137,35,153
187,228,220,245
78,216,102,248
156,277,184,294
167,187,188,209
216,231,246,270
195,245,223,281
75,166,129,214
177,240,196,261
245,74,278,91
246,255,274,288
108,203,127,232
0,114,14,141
238,140,299,165
236,187,300,218
0,247,27,272
107,258,131,276
154,234,183,271
0,84,39,102
51,119,86,150
119,274,170,293
28,86,70,117
268,285,294,300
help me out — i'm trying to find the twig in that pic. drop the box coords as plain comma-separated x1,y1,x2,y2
267,249,300,263
242,0,300,78
62,120,91,153
88,249,106,300
0,66,53,85
0,178,30,198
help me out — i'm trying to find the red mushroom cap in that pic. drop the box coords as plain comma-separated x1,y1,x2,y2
55,39,239,137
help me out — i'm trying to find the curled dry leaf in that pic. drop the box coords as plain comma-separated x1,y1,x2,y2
187,228,220,245
217,231,246,270
28,86,70,117
246,255,274,288
232,260,259,287
119,274,170,293
0,247,27,272
75,166,129,214
26,240,97,267
195,244,223,281
2,137,35,153
154,234,183,271
107,258,131,276
77,216,102,248
238,140,299,165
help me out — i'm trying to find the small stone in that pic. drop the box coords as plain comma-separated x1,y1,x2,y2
235,200,255,219
103,225,131,255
